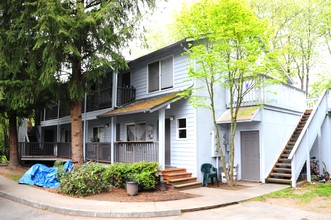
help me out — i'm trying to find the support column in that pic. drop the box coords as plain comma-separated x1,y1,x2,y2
159,108,165,170
111,117,116,164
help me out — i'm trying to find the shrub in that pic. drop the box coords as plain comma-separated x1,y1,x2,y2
58,163,108,196
105,161,159,190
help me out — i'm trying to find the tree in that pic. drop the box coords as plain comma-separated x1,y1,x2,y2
177,0,283,186
250,0,326,96
0,1,48,166
30,0,156,164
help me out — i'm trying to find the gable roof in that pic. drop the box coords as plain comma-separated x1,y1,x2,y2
98,92,184,118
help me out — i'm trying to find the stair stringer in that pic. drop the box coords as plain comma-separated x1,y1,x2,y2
289,90,329,187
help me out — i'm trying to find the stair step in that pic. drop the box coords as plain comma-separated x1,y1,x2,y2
279,158,291,162
162,172,192,180
276,163,291,167
273,167,291,172
161,168,186,175
266,178,292,184
168,177,197,185
288,141,296,145
281,153,290,158
173,181,202,190
270,173,292,178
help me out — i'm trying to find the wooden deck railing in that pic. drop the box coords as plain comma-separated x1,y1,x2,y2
85,142,111,163
114,141,158,163
18,142,71,158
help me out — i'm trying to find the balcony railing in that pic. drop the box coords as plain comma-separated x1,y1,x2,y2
114,141,158,163
226,83,306,112
42,86,136,120
85,142,111,163
18,142,71,158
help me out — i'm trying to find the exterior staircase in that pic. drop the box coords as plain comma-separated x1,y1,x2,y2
266,110,312,185
161,167,202,190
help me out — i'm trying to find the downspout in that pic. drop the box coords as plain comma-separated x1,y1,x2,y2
83,92,87,160
111,69,118,163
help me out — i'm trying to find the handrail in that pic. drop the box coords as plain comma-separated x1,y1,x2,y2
288,89,328,160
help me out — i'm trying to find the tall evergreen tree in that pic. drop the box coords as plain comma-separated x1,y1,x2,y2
30,0,156,164
0,0,47,166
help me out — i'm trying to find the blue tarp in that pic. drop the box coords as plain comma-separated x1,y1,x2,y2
18,161,73,188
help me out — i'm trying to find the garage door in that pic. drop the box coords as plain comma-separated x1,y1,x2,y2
241,131,260,181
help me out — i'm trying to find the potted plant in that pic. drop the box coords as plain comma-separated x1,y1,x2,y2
126,173,139,196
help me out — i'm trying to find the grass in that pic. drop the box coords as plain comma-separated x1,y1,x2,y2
3,173,23,182
254,182,331,204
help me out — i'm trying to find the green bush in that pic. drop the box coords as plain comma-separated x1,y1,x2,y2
105,161,159,190
0,155,7,163
58,163,108,196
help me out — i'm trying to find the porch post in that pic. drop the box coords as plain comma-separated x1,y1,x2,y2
111,116,115,164
159,108,166,170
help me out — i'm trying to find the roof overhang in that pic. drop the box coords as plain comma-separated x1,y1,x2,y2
217,106,261,124
97,92,184,118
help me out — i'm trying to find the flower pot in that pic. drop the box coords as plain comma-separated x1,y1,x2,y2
126,181,138,196
159,181,167,191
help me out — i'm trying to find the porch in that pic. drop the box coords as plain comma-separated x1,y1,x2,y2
18,141,159,164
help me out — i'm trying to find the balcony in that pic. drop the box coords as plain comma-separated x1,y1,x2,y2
42,86,136,120
226,83,306,112
19,142,72,160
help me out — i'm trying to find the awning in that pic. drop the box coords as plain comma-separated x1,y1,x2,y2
98,92,183,118
217,106,261,124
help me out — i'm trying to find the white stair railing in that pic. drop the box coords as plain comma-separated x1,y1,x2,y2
289,90,329,187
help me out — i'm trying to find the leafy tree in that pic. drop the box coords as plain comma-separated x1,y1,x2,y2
29,0,156,164
250,0,326,96
177,0,283,186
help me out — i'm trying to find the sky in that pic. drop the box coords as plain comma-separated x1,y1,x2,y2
125,0,190,60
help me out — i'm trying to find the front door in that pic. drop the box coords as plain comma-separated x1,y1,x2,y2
241,131,260,181
165,119,171,166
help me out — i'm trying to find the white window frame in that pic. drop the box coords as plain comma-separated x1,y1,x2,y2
176,118,187,140
147,55,174,93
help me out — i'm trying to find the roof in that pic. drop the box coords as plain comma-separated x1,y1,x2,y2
217,106,261,124
98,92,183,118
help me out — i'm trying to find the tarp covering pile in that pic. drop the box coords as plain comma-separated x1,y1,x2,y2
18,161,73,188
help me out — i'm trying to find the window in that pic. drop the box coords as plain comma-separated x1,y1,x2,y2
65,130,71,142
127,123,147,141
177,118,187,139
92,126,104,142
148,56,173,92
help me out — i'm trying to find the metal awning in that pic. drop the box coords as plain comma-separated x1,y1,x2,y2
98,92,183,118
217,106,261,124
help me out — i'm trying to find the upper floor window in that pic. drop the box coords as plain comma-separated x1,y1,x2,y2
148,56,173,93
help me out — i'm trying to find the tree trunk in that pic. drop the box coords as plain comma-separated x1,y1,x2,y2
8,112,19,167
70,100,84,164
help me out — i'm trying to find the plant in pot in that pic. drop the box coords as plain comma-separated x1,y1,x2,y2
126,173,139,196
